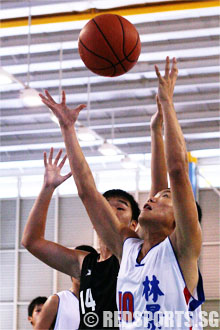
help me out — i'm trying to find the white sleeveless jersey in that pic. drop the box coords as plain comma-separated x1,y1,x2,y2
54,290,80,330
117,237,205,330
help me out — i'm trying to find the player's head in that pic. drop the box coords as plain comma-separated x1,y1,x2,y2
139,189,175,235
28,296,47,327
103,189,140,230
139,189,202,235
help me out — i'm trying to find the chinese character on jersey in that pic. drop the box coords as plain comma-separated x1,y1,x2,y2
142,275,164,303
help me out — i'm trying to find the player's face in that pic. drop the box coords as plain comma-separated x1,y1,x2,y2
139,189,175,231
106,196,135,228
28,304,44,327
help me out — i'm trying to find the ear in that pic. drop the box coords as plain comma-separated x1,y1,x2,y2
130,220,138,231
28,316,33,324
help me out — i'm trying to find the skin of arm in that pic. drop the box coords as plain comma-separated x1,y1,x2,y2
34,295,58,330
21,148,88,278
155,57,202,290
149,95,168,198
39,92,137,259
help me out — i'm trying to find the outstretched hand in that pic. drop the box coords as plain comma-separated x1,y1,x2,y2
154,56,178,104
39,90,86,128
150,95,163,131
43,148,72,189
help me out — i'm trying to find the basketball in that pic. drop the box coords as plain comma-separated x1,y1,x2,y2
78,14,141,77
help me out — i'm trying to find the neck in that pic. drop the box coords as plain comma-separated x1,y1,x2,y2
138,227,168,262
70,281,80,299
98,237,112,262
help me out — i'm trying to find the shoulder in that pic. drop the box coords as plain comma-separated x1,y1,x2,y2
46,294,59,307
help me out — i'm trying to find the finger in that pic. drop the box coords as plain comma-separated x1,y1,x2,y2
154,65,163,82
54,149,63,165
48,147,53,164
156,95,162,113
61,90,66,105
45,90,57,103
58,154,68,169
165,56,170,79
170,57,178,80
39,93,48,101
62,171,72,182
43,151,47,167
41,98,58,114
75,104,86,114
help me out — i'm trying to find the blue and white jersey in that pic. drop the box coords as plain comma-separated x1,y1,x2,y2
54,290,80,330
117,237,205,330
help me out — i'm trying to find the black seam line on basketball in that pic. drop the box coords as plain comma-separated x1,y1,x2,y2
116,15,139,63
89,53,138,70
92,18,127,73
79,39,116,76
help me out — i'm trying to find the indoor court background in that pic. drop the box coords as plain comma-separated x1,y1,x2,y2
0,0,219,329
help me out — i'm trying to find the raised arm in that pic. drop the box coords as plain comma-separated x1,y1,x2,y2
21,148,87,278
39,91,136,259
149,95,168,198
155,57,202,259
34,295,58,330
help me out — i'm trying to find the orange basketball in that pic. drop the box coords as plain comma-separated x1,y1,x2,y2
78,14,141,77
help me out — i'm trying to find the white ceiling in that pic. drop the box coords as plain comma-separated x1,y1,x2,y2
0,0,220,174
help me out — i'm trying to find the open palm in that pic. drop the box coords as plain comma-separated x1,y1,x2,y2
44,148,72,189
39,90,86,128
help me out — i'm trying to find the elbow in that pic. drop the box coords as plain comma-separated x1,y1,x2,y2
21,234,37,251
168,160,188,178
21,235,30,249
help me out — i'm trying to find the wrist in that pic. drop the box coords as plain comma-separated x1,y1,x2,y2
160,98,173,107
151,126,163,134
42,183,56,193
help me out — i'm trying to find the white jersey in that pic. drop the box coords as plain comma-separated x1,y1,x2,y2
54,290,80,330
117,237,205,330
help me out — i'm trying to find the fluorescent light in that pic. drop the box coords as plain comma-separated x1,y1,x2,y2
20,88,42,107
121,156,138,169
0,67,13,85
98,141,120,156
77,127,97,142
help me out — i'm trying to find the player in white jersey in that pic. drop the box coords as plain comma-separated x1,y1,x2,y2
34,277,79,330
38,56,204,329
34,246,96,330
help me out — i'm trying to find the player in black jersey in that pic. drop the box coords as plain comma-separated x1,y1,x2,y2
22,147,140,329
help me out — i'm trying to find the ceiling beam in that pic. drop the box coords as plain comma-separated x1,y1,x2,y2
1,1,219,28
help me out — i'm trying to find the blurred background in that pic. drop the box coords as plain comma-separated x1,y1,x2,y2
0,0,219,328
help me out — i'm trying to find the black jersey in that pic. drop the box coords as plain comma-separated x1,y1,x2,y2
79,253,119,329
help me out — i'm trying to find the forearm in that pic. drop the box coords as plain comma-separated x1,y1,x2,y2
61,125,97,197
150,129,168,197
21,185,54,248
161,100,188,174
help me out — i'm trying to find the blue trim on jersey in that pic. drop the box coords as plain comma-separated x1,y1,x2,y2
68,290,79,300
168,237,205,311
188,271,205,311
135,239,164,266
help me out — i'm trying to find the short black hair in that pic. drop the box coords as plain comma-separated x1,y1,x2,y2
75,245,97,254
28,296,47,317
196,201,202,223
103,189,140,222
